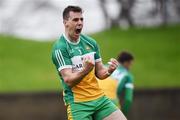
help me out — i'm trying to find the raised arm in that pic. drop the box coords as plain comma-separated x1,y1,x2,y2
60,59,94,87
52,47,94,88
95,58,119,79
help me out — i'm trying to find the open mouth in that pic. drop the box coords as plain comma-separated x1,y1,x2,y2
75,28,82,34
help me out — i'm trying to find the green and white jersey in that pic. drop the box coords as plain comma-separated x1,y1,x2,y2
111,66,134,91
111,66,134,115
51,34,104,104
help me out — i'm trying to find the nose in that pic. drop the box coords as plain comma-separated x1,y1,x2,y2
78,19,83,25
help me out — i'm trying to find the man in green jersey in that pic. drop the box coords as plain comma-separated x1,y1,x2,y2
98,51,134,116
51,6,127,120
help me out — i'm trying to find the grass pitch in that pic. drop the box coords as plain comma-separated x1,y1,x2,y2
0,25,179,92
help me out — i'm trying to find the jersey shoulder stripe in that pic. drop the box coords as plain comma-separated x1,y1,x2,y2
80,34,97,48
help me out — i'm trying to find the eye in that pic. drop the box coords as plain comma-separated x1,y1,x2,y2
80,18,84,21
73,18,79,22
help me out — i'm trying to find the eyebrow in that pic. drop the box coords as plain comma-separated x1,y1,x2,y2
72,17,84,21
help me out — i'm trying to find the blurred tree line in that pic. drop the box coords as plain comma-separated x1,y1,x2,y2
100,0,180,28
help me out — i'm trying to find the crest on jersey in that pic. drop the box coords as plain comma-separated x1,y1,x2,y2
86,46,91,50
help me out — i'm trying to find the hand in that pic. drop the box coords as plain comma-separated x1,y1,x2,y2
82,56,94,74
107,58,119,74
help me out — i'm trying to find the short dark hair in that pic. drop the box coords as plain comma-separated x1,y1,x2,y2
63,6,82,20
117,51,134,64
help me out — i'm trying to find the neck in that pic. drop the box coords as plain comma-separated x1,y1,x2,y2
121,64,128,70
65,32,79,43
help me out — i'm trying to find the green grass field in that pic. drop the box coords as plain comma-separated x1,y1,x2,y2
0,25,179,93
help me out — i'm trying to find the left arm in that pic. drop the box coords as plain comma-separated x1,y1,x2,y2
95,58,119,79
93,39,118,79
95,61,109,79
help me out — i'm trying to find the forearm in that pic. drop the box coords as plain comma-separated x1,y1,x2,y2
95,62,112,80
96,67,110,80
61,57,95,87
61,69,90,87
95,59,119,80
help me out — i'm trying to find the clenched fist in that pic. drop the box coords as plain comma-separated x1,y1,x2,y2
107,58,119,74
82,56,94,74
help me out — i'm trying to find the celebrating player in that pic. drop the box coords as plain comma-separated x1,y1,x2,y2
51,6,126,120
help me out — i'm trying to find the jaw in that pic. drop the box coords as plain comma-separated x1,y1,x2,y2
66,26,83,41
67,31,81,42
73,27,82,40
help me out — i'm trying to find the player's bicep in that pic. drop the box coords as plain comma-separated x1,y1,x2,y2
52,48,72,71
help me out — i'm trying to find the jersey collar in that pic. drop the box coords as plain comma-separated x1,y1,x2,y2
119,65,128,71
63,33,80,45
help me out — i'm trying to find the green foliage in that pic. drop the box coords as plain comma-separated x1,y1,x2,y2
0,25,179,92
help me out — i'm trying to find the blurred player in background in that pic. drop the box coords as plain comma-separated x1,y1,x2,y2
98,51,134,116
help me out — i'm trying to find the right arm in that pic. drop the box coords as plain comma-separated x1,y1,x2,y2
60,60,94,87
52,47,94,88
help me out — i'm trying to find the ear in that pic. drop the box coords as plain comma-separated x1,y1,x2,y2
63,19,69,27
63,20,66,25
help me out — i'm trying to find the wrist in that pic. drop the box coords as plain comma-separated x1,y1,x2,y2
82,67,92,76
81,69,88,75
106,70,112,76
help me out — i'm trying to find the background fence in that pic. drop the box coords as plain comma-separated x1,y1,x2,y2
0,89,179,120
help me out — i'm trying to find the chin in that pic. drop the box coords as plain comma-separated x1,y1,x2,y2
74,34,80,38
72,36,78,41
